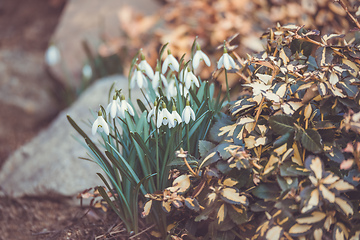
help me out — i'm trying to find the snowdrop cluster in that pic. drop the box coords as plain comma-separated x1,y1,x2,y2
92,40,237,135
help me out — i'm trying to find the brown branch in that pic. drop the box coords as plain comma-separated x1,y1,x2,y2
335,0,360,30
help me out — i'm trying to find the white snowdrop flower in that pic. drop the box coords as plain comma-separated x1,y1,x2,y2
166,76,178,100
183,67,200,89
82,63,92,80
182,100,196,124
162,49,180,74
118,95,135,118
138,53,154,79
106,95,121,119
152,65,168,90
217,45,236,70
45,44,61,66
147,100,158,122
92,110,110,136
193,44,211,70
169,105,182,128
130,66,148,89
157,102,174,128
179,83,189,97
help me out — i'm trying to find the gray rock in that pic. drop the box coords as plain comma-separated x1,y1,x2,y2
49,0,161,89
0,75,141,200
0,48,61,163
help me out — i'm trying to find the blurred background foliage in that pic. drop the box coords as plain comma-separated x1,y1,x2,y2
91,0,360,90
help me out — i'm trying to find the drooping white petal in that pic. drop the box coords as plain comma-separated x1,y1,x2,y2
92,116,109,135
156,111,163,128
99,116,110,135
179,83,189,96
106,99,119,119
136,70,145,88
171,110,182,127
193,50,211,69
92,118,99,135
223,54,230,70
217,55,224,69
217,53,236,70
124,101,135,116
161,108,173,126
168,55,179,72
162,58,170,74
162,54,179,73
182,106,196,124
167,78,178,100
117,105,126,118
152,71,168,90
139,59,154,78
130,69,137,89
147,107,156,122
185,70,199,89
227,54,237,69
131,69,148,89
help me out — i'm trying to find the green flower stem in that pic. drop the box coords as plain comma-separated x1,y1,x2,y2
113,118,120,152
186,123,190,152
155,122,160,188
225,68,230,102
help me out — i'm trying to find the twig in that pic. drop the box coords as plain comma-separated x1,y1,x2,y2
128,224,156,239
335,0,360,29
252,96,265,131
183,157,197,177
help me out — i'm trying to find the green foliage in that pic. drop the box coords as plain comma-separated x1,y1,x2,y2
68,41,226,237
144,24,360,239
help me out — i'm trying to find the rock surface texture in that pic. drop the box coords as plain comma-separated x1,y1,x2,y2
0,75,138,199
49,0,160,89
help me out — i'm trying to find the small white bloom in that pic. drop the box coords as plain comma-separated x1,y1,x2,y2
147,100,158,122
169,105,182,128
45,44,61,66
106,95,121,119
157,103,174,128
179,82,189,97
193,45,211,69
152,70,168,90
92,111,109,136
217,46,236,70
167,76,178,100
118,95,135,118
162,49,180,74
138,54,154,79
181,67,200,89
182,101,196,124
130,67,148,89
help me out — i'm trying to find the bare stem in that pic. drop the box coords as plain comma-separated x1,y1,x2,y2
252,96,265,131
336,0,360,29
183,157,197,177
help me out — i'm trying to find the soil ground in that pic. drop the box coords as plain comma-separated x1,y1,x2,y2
0,1,129,239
